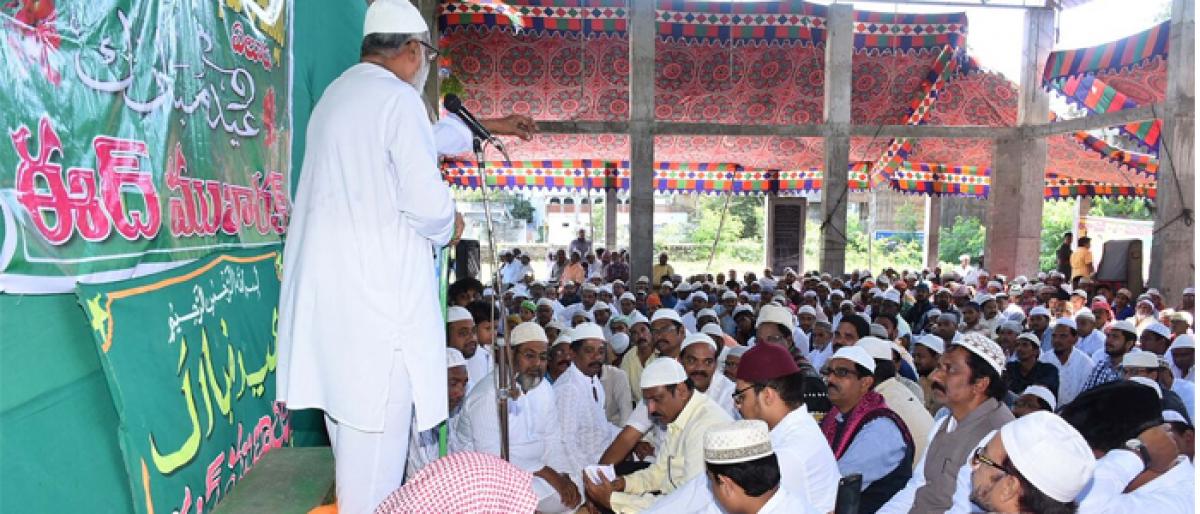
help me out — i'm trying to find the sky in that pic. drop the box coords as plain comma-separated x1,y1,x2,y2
813,0,1173,84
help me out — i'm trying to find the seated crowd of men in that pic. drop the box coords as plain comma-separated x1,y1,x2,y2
397,252,1196,514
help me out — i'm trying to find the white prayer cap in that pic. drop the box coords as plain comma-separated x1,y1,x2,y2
721,291,737,300
797,305,817,317
869,287,882,296
732,305,754,318
1164,409,1191,426
926,308,942,319
446,306,473,324
482,287,495,297
661,280,674,288
640,358,688,389
637,276,650,284
700,323,725,338
1143,322,1172,339
996,320,1023,335
856,336,893,361
1185,287,1195,295
1170,334,1195,350
915,334,945,355
619,292,636,303
881,289,901,304
509,322,548,346
954,333,1006,376
840,299,856,309
973,293,994,305
726,345,750,358
582,283,599,293
545,319,567,332
571,322,605,342
987,280,1002,290
830,289,846,298
1053,317,1077,331
609,332,631,355
1129,376,1163,398
552,331,572,347
1000,411,1096,503
755,304,794,330
1170,311,1194,326
446,348,467,369
1106,319,1137,335
682,332,718,353
1019,385,1057,411
676,282,691,292
651,308,683,325
689,291,708,303
869,323,889,339
1016,332,1040,349
536,298,555,308
592,302,611,313
697,308,718,319
830,346,877,373
629,311,650,327
1029,306,1051,318
704,420,774,464
364,0,429,36
1122,351,1160,369
1071,289,1088,299
1074,309,1096,321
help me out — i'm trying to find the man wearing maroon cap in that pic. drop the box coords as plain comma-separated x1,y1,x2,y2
642,344,840,513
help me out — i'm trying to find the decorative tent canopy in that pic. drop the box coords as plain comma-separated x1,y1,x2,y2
438,0,1161,200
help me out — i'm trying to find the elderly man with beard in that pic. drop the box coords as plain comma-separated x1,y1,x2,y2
406,349,471,479
585,358,732,513
878,333,1014,513
681,333,738,418
967,412,1096,514
808,320,835,371
453,322,582,512
820,346,915,512
554,323,622,471
1083,319,1139,391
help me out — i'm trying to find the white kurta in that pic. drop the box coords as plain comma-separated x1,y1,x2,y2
553,364,621,471
277,63,457,433
706,371,739,419
464,347,493,394
1076,329,1106,357
1077,452,1195,512
1040,347,1095,406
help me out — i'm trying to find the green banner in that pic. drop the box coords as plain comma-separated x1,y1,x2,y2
0,0,291,293
75,246,288,514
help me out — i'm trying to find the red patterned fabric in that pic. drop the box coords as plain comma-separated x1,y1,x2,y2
373,452,538,514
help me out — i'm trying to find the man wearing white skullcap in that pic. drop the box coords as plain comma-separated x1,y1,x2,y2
913,334,945,415
681,333,738,418
276,1,539,507
704,420,821,514
405,348,470,479
878,333,1014,514
454,322,582,513
1082,318,1139,392
1039,317,1094,406
1010,385,1056,418
620,311,655,403
554,323,623,472
1074,308,1105,357
585,358,732,512
968,412,1096,512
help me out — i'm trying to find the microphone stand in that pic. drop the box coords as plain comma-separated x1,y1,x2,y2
474,135,514,461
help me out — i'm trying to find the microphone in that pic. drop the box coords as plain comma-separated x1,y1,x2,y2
443,94,496,143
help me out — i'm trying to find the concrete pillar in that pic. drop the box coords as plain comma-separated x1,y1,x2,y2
924,195,941,270
820,4,853,275
1074,196,1091,242
628,0,655,280
418,0,440,117
765,196,807,274
1149,0,1196,305
605,188,618,250
984,8,1053,280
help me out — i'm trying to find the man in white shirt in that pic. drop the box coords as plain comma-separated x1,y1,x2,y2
445,306,490,393
453,322,582,513
968,412,1096,513
406,348,470,479
1039,317,1094,406
704,420,820,514
278,3,505,511
680,333,738,418
1074,309,1106,357
554,323,622,471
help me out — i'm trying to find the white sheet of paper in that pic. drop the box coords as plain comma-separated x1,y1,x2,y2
584,464,616,483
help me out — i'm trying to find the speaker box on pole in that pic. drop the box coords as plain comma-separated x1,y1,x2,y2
455,239,480,281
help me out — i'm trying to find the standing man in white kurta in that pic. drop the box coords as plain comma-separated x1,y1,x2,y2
274,2,534,513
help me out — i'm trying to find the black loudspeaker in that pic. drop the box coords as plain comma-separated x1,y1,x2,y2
455,239,480,281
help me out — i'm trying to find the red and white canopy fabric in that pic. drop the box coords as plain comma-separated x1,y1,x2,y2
437,0,1160,200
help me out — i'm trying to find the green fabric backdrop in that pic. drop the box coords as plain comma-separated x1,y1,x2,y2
0,1,365,510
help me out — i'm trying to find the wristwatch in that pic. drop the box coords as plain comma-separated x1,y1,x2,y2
1124,438,1152,469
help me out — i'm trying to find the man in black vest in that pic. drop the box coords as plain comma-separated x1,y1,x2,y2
818,346,914,513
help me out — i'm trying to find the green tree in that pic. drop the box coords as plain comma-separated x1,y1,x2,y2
728,196,765,239
1089,197,1152,220
938,216,985,265
690,196,746,252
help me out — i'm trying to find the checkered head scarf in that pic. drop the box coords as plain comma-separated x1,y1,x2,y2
374,452,537,513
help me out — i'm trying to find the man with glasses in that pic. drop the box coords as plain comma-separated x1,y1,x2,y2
584,358,731,512
277,1,537,511
878,333,1013,513
453,322,582,513
819,346,915,513
637,343,839,513
967,412,1096,513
